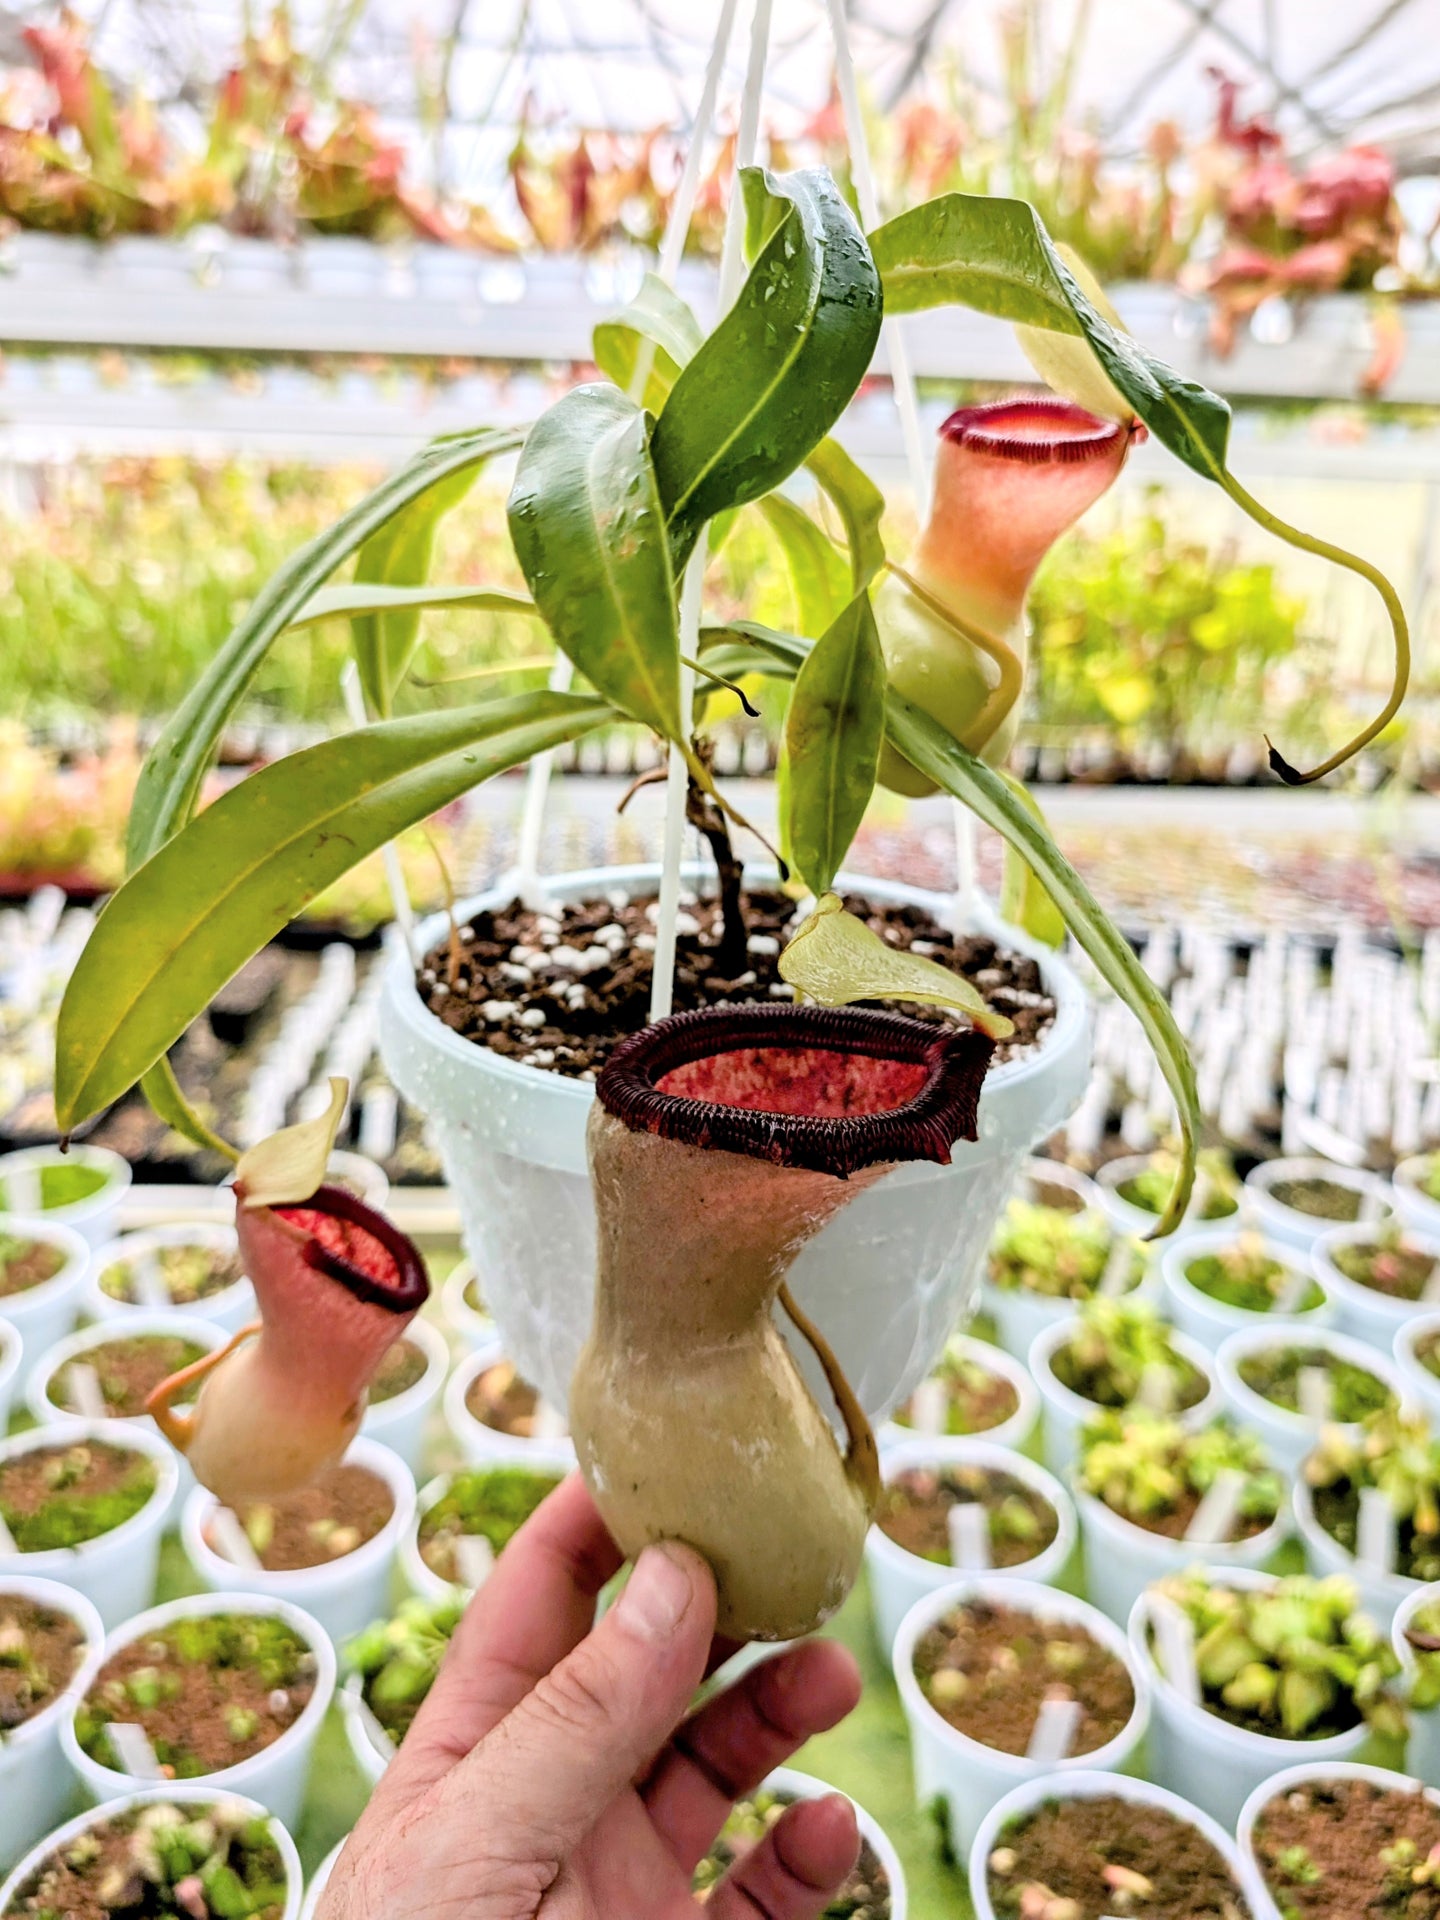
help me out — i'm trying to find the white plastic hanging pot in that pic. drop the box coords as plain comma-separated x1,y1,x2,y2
0,1575,105,1872
380,865,1092,1417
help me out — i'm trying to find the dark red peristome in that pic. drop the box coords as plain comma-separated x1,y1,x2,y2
598,1004,994,1178
938,397,1139,466
275,1185,428,1313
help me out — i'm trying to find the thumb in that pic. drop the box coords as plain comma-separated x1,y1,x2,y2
450,1541,717,1866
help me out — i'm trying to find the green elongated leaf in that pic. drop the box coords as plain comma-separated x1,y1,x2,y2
56,690,613,1130
139,1059,238,1161
700,619,809,676
592,274,705,413
128,425,523,868
997,769,1066,949
352,465,478,717
289,582,538,629
507,384,682,741
885,689,1198,1236
783,592,886,896
652,168,882,566
805,437,886,592
760,496,850,639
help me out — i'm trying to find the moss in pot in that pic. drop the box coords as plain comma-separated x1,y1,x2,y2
1329,1228,1438,1303
99,1242,244,1309
75,1612,317,1779
47,1335,209,1420
986,1791,1254,1920
1079,1412,1282,1544
0,1230,66,1301
1148,1570,1404,1744
1270,1176,1379,1225
1050,1298,1209,1414
988,1201,1143,1305
1184,1236,1322,1316
890,1344,1022,1439
1238,1345,1397,1425
1115,1149,1241,1224
0,1592,85,1733
417,1464,564,1586
206,1463,395,1572
694,1786,891,1916
1249,1774,1440,1919
0,1440,158,1552
1304,1412,1440,1585
0,1161,108,1215
1,1797,291,1919
877,1462,1058,1568
914,1595,1136,1756
345,1592,462,1748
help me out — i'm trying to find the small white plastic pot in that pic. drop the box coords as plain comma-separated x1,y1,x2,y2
1074,1476,1290,1627
361,1315,449,1476
751,1767,907,1919
326,1150,390,1209
1396,1156,1440,1240
0,1219,91,1393
892,1574,1150,1861
1027,1314,1219,1480
968,1768,1267,1920
85,1222,255,1334
0,1420,179,1630
878,1336,1039,1454
1244,1156,1394,1254
0,1575,105,1871
1313,1221,1440,1351
59,1589,336,1833
1238,1760,1439,1920
1095,1153,1239,1242
181,1436,416,1646
0,1784,303,1920
402,1444,576,1603
1129,1565,1376,1827
1216,1324,1409,1475
0,1144,131,1249
1395,1312,1440,1427
1293,1472,1420,1632
1161,1226,1331,1356
445,1339,577,1469
0,1316,18,1436
865,1438,1077,1657
339,1669,393,1786
1393,1582,1440,1788
301,1840,347,1920
24,1310,229,1513
440,1257,494,1349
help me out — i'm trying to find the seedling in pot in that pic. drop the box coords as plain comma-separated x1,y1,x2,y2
0,1441,158,1552
1250,1774,1440,1920
48,1337,208,1421
694,1787,892,1916
1329,1227,1439,1302
877,1463,1059,1569
205,1462,395,1572
346,1592,464,1747
1237,1345,1396,1425
1305,1410,1440,1582
98,1242,243,1310
989,1202,1144,1304
1050,1299,1208,1414
1079,1412,1282,1543
1183,1236,1321,1315
891,1344,1022,1438
0,1594,85,1735
1147,1569,1404,1742
0,1231,65,1301
417,1464,564,1586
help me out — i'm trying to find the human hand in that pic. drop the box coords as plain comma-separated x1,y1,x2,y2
317,1474,864,1918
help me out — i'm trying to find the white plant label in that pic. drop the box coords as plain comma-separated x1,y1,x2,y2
1025,1690,1081,1762
1185,1469,1246,1547
1357,1486,1398,1573
909,1378,948,1439
456,1533,497,1589
947,1502,991,1571
67,1362,108,1421
108,1723,165,1779
1298,1367,1333,1425
129,1248,171,1310
1134,1362,1177,1415
531,1399,568,1441
1150,1594,1201,1705
4,1161,40,1215
1098,1237,1134,1298
1274,1266,1312,1315
210,1506,264,1571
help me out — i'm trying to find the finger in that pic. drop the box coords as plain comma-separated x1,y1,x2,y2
437,1541,717,1868
382,1474,622,1799
642,1639,862,1871
708,1794,861,1920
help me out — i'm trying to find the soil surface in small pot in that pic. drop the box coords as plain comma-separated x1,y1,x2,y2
99,1240,245,1307
47,1336,208,1420
464,1359,566,1440
1238,1346,1396,1424
0,1441,158,1551
418,1464,564,1583
1312,1478,1440,1583
913,1597,1134,1755
694,1788,890,1916
891,1347,1021,1439
1103,1479,1274,1544
1250,1775,1440,1919
1,1800,290,1920
1184,1244,1321,1315
0,1161,107,1214
1269,1176,1370,1223
418,889,1054,1080
369,1336,429,1406
76,1612,316,1777
987,1793,1252,1920
1331,1237,1437,1302
877,1464,1058,1568
1050,1336,1208,1413
0,1229,65,1299
209,1464,395,1571
0,1594,85,1731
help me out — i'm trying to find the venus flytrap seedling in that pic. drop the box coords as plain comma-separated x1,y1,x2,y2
989,1200,1140,1303
1305,1409,1440,1580
345,1592,465,1747
1051,1297,1207,1412
1079,1411,1282,1537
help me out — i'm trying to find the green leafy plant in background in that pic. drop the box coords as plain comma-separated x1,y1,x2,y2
1050,1297,1208,1411
52,167,1416,1234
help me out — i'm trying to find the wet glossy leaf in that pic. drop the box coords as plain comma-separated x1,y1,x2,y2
289,583,538,628
997,770,1067,949
783,593,886,896
351,465,478,717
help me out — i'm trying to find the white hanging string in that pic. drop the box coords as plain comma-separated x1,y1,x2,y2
650,0,773,1022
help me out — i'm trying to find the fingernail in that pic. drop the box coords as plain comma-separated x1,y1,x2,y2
616,1544,693,1641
